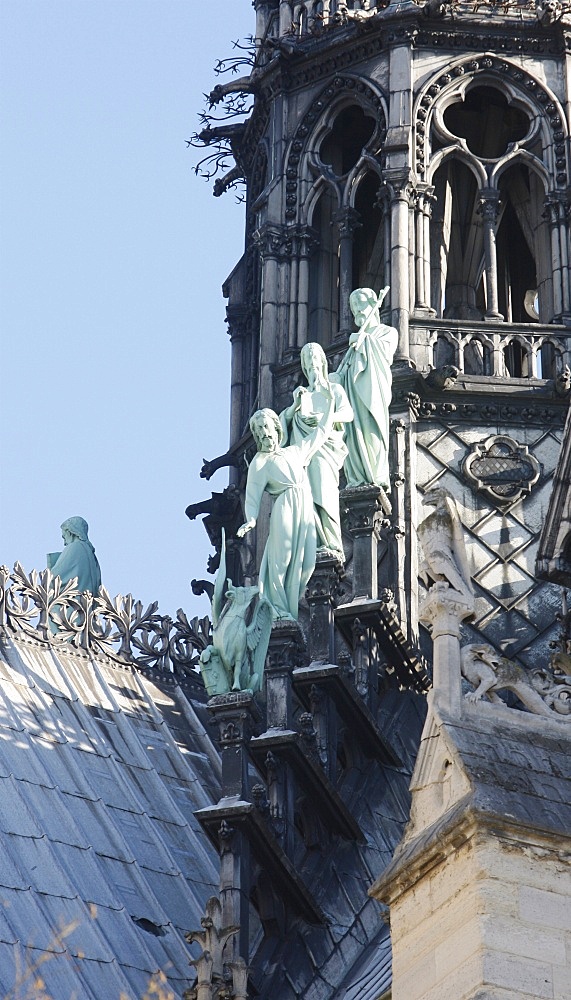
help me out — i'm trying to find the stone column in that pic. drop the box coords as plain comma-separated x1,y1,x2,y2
295,225,317,351
254,224,291,405
264,621,305,857
478,189,504,321
306,552,344,664
414,183,435,314
334,207,361,338
544,192,571,323
341,484,392,600
207,692,257,961
279,0,293,34
352,616,379,715
226,303,249,446
382,174,414,361
418,584,474,717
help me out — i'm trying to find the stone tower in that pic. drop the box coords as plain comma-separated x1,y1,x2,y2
191,2,571,997
204,0,571,669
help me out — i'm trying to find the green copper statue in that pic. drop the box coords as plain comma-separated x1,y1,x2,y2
199,530,273,696
237,393,335,620
47,516,101,594
334,286,398,490
279,342,353,560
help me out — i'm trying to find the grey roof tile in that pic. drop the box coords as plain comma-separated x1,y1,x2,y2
50,842,122,909
95,853,170,924
340,929,392,1000
79,755,142,810
130,719,192,778
22,782,88,848
87,903,170,973
34,893,114,963
0,884,68,953
106,805,175,870
28,733,95,796
63,794,135,861
89,708,150,765
98,665,156,720
0,638,220,999
141,866,207,930
0,775,44,837
5,835,78,899
58,954,136,999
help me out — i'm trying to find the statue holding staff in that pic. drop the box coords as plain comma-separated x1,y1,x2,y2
333,286,398,490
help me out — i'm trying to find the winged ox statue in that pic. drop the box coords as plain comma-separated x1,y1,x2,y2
198,529,273,697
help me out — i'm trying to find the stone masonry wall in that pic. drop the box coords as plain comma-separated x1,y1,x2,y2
389,832,571,1000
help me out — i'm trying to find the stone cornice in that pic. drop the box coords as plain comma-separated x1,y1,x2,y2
371,798,571,907
252,12,564,103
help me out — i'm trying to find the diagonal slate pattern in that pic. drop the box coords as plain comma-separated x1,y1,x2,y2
416,419,564,667
0,631,221,999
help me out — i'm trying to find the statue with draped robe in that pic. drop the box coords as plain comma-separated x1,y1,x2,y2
237,392,335,621
279,343,353,560
47,516,101,594
333,286,398,490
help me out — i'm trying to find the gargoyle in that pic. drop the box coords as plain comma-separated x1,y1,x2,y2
197,123,247,146
207,75,257,106
553,364,571,397
418,488,473,602
199,530,273,696
461,643,571,720
191,579,215,601
214,165,244,197
185,484,244,575
424,365,460,391
337,0,379,23
200,451,243,481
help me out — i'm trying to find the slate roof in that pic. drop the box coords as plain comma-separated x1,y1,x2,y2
443,705,571,839
0,630,221,999
373,701,571,902
0,606,427,1000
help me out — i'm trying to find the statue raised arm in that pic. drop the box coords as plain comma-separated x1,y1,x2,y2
237,388,336,621
333,286,398,490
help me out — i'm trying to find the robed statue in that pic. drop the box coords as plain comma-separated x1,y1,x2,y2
199,530,273,696
333,286,398,490
47,516,101,594
238,391,335,620
279,343,353,560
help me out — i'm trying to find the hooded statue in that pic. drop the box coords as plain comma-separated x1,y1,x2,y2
47,516,102,594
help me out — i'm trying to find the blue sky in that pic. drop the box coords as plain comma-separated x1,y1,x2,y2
0,1,251,617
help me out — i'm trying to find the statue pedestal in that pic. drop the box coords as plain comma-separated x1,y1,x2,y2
208,691,258,799
341,484,391,600
306,552,344,664
419,584,474,716
265,619,306,730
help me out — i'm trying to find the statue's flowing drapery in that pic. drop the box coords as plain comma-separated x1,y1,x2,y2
334,315,398,490
243,445,316,620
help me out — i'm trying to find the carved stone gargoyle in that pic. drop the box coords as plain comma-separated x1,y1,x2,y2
185,484,244,576
460,643,571,720
198,529,272,697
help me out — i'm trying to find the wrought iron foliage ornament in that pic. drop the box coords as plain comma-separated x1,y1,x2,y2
0,563,211,682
